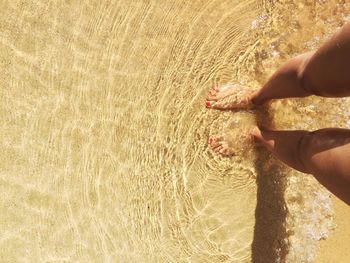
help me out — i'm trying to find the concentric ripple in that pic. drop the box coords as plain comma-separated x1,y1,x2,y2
0,0,349,262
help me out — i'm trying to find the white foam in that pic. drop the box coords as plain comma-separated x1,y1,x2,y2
284,173,335,263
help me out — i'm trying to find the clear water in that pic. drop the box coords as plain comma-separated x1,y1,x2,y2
0,0,349,262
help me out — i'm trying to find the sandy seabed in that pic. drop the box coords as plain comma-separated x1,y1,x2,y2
0,0,349,262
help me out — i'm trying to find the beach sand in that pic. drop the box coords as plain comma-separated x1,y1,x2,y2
0,0,349,262
315,197,350,263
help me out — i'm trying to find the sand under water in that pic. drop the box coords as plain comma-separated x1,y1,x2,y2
0,0,349,262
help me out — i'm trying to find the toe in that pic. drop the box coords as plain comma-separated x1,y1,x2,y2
214,145,224,153
209,89,217,95
210,101,221,109
219,147,234,156
208,136,216,145
212,141,223,150
206,91,219,101
205,100,217,108
207,95,218,101
208,135,224,147
206,86,220,101
208,135,215,144
209,135,222,148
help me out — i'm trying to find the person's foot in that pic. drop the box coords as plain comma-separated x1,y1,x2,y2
249,126,262,142
208,135,235,156
205,83,256,110
208,127,261,157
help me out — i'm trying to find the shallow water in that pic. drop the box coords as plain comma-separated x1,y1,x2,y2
0,0,349,262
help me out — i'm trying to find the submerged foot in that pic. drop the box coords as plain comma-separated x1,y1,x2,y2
205,83,256,110
208,127,261,157
208,135,235,156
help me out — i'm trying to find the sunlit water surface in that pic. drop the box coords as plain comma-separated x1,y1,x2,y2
1,0,349,262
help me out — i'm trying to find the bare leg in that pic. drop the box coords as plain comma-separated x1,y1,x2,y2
250,127,309,173
254,21,350,104
206,22,350,206
206,22,350,108
251,52,313,105
251,127,350,205
301,22,350,97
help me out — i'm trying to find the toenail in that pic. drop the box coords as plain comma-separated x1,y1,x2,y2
209,137,213,143
205,101,211,107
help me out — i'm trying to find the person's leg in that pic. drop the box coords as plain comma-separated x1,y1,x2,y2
250,127,309,172
301,22,350,97
206,22,350,108
251,127,350,205
205,52,313,108
253,21,350,104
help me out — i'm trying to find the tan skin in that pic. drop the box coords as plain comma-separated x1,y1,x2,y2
206,22,350,205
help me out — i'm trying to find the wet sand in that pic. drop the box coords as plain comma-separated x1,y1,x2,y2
0,0,349,262
315,197,350,263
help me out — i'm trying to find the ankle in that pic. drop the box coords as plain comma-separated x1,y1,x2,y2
250,92,267,106
250,126,262,141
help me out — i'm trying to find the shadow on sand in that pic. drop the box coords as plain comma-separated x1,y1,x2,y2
251,105,289,263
